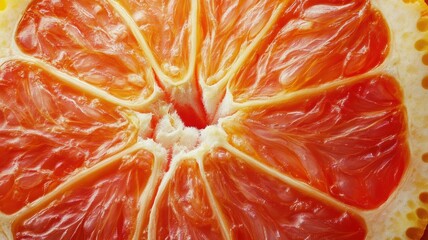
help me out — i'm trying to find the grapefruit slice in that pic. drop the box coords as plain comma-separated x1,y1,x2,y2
0,0,427,239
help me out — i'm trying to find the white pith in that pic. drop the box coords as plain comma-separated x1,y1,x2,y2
0,0,427,240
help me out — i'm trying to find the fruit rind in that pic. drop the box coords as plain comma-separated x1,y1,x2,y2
363,0,428,239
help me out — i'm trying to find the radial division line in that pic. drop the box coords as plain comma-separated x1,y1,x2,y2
1,53,158,110
132,146,165,240
12,143,151,221
222,143,362,216
107,0,198,87
8,8,160,110
197,156,233,240
0,217,14,240
230,69,385,110
147,156,181,239
211,1,288,89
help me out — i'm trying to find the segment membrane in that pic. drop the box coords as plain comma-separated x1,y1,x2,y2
15,0,154,101
223,76,408,209
13,149,154,240
150,159,223,239
0,61,139,214
118,0,193,81
203,148,366,239
228,0,389,102
198,0,284,85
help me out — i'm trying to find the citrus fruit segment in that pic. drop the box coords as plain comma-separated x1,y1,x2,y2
15,0,155,103
222,75,408,210
149,158,223,239
202,147,366,239
196,0,288,116
12,148,156,240
0,60,141,214
116,0,195,84
198,0,285,86
227,0,389,103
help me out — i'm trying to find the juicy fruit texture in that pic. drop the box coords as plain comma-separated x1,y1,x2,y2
203,148,366,239
198,0,284,86
14,150,154,239
224,76,408,209
117,0,193,81
0,61,139,215
15,0,154,101
0,0,426,239
152,159,223,239
229,1,389,102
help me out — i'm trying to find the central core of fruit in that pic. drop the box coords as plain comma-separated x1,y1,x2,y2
149,87,219,154
174,103,208,130
153,109,203,154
